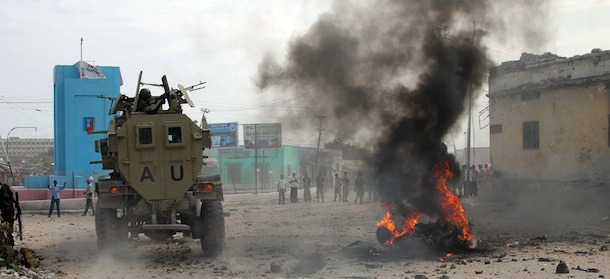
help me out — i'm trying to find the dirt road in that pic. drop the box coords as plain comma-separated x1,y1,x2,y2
11,182,610,278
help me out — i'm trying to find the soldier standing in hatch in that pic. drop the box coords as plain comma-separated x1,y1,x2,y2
302,173,312,202
341,171,350,202
0,183,16,246
136,88,165,114
82,176,95,216
333,173,342,202
48,180,66,218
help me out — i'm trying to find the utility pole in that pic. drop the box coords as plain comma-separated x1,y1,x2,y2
200,108,210,130
314,116,325,180
254,124,258,194
466,21,476,183
80,38,83,62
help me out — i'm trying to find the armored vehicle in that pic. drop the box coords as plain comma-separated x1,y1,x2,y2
91,72,224,256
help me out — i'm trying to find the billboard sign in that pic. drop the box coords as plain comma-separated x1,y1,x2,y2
243,123,282,149
209,122,238,149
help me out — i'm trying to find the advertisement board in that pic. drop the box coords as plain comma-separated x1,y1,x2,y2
209,122,238,149
243,123,282,149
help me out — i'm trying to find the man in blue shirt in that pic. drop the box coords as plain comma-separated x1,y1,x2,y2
48,180,65,218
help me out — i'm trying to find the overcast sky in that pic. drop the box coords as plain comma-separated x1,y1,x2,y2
1,0,609,150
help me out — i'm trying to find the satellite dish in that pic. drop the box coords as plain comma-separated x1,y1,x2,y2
132,71,143,112
178,84,195,107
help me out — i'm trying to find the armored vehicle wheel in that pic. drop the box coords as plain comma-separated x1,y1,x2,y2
200,202,225,257
95,202,119,251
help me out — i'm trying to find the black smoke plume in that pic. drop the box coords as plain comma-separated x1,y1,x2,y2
256,0,548,218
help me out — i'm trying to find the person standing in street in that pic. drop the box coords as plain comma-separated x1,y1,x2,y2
82,176,95,216
354,171,364,204
461,165,468,197
288,173,299,203
470,165,479,197
48,180,65,218
333,173,342,202
316,173,325,203
277,174,287,205
341,171,350,202
302,173,312,202
0,183,16,246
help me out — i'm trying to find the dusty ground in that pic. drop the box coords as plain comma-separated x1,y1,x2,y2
9,179,610,278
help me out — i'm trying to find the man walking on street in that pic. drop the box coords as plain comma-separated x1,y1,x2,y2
354,171,364,204
302,173,312,202
48,180,65,218
333,173,341,202
82,176,95,216
277,174,287,204
341,171,350,202
316,173,325,203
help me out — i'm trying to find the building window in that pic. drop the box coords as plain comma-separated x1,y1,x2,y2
521,92,540,101
490,124,502,134
523,121,539,149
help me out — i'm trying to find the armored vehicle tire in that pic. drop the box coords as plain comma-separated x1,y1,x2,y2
200,202,225,257
95,202,119,251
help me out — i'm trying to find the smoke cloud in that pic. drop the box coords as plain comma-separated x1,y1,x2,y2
256,0,549,218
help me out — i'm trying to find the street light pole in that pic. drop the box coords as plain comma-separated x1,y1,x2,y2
5,126,37,185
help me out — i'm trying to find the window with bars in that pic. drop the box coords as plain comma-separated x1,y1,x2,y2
523,121,539,149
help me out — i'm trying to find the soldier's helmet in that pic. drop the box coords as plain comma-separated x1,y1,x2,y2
139,88,151,100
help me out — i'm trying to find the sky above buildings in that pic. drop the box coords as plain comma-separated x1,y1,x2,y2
0,0,609,150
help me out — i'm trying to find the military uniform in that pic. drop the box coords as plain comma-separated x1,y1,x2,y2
0,184,16,246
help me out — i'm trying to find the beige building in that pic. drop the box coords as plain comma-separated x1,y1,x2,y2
488,49,610,181
1,138,53,158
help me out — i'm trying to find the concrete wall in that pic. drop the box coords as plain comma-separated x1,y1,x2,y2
489,50,610,181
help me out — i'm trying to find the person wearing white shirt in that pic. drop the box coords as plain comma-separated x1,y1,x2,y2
276,175,287,204
82,176,95,216
288,173,299,203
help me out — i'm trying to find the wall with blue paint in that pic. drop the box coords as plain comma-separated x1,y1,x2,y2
53,62,121,183
204,145,317,193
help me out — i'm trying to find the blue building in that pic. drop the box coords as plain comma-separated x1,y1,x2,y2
45,62,120,187
22,62,121,195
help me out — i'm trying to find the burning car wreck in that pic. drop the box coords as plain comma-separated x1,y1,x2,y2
375,154,473,254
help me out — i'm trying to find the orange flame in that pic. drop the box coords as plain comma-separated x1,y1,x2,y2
376,204,420,246
433,160,472,241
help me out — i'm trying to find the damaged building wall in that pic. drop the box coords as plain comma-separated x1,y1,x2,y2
488,49,610,181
